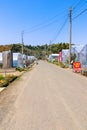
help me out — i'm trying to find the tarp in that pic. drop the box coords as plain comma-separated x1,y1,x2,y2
79,44,87,68
0,53,2,63
62,49,69,64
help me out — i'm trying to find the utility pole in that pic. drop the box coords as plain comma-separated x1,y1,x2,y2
21,30,24,54
69,7,72,66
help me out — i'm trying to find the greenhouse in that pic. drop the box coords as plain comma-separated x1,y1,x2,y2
71,44,84,61
79,44,87,68
0,53,2,63
13,53,23,68
2,50,12,68
71,44,87,68
62,49,69,65
48,54,59,62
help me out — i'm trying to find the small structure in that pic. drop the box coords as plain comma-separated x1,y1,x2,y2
17,53,23,68
12,53,23,68
23,54,27,67
62,49,69,65
48,54,59,62
12,53,19,67
2,50,12,68
72,44,87,68
58,49,69,65
71,44,84,61
79,44,87,68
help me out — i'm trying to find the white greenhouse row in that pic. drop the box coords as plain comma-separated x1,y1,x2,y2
0,51,37,68
48,44,87,68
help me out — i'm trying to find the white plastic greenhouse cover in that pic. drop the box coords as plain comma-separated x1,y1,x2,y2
62,49,69,64
72,44,85,53
62,49,69,55
13,53,20,60
0,53,2,63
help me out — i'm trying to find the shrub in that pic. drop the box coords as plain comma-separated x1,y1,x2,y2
53,61,58,65
0,75,5,80
16,67,24,72
0,79,9,87
0,74,17,87
0,63,3,68
58,62,65,68
2,80,9,87
6,74,17,82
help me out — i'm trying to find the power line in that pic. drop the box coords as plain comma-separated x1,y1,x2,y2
73,8,87,20
25,19,61,34
73,0,87,16
24,11,67,32
24,14,68,34
51,16,68,43
22,1,87,45
73,0,83,10
24,9,68,34
23,1,87,36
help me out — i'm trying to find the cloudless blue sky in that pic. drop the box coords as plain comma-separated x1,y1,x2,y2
0,0,87,46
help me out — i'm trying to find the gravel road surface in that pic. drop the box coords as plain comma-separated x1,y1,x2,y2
0,61,87,130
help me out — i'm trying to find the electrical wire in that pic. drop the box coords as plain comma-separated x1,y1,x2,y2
73,0,87,16
73,0,83,10
24,1,86,35
51,16,68,43
24,9,68,33
24,12,68,34
23,1,87,44
25,19,61,34
73,8,87,20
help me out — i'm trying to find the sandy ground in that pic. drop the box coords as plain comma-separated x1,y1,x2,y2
0,68,24,76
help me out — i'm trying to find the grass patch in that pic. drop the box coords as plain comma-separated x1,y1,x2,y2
0,74,17,87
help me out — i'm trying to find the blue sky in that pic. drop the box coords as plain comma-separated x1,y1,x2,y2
0,0,87,46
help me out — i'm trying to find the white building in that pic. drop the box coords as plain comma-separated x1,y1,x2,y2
48,54,59,62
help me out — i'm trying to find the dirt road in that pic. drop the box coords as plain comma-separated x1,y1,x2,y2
0,61,87,130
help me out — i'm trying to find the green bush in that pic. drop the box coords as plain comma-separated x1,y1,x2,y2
58,62,65,68
6,74,17,82
16,67,24,72
0,75,5,80
0,74,17,87
2,80,9,87
0,63,3,68
0,79,9,87
53,61,58,65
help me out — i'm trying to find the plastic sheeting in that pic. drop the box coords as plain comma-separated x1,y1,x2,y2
62,49,69,65
0,53,2,63
2,51,12,68
71,44,87,68
13,53,23,68
79,44,87,68
48,54,59,62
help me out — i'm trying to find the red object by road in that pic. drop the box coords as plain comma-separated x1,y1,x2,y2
58,51,62,62
73,62,81,72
